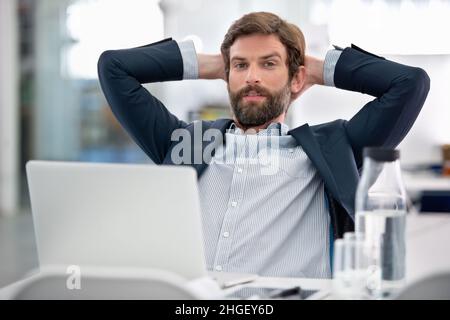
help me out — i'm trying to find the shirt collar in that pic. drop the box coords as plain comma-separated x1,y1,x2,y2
228,122,290,136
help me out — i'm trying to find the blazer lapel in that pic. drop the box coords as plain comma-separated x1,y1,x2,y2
162,119,233,178
193,119,234,178
289,123,341,203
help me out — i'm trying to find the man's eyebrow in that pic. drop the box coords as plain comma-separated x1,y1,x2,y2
230,53,283,62
260,53,282,60
230,56,247,62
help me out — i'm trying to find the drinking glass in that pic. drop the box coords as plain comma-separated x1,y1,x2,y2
332,232,382,299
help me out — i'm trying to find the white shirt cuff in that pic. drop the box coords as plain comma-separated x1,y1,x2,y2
323,49,342,87
177,40,199,80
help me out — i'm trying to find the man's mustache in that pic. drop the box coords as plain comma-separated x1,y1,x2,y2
236,85,271,99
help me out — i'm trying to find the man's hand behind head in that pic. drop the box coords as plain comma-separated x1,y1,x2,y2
292,55,324,100
198,53,226,81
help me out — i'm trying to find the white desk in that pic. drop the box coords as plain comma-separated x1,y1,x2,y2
219,213,450,299
1,214,449,300
403,172,450,194
406,213,450,283
219,274,331,300
215,213,450,300
403,172,450,202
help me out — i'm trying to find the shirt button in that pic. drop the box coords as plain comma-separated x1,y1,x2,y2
223,232,230,238
231,201,237,207
237,168,243,173
215,265,223,271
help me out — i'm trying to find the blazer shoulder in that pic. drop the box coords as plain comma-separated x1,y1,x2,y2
310,119,351,149
310,119,347,137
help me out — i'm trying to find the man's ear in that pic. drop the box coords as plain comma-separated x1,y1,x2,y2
290,66,306,101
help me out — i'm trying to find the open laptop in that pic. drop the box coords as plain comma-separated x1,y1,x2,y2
26,160,208,281
25,160,258,290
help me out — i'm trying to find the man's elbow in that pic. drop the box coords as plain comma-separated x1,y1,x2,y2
97,50,119,82
409,67,431,99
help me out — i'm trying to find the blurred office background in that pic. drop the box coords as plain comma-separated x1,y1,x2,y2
1,0,450,285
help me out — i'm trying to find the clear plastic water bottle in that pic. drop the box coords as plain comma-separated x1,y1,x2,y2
355,147,407,298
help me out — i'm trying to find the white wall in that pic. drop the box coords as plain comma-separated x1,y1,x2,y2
0,0,19,216
391,54,450,166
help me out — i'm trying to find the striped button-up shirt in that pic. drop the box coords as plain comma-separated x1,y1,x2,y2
178,40,342,278
198,123,331,278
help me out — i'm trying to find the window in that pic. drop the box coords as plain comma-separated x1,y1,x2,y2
65,0,164,79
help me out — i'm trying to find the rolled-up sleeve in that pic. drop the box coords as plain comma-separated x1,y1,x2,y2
177,40,199,80
323,49,343,87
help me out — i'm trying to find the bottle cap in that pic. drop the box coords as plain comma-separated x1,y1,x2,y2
363,147,399,162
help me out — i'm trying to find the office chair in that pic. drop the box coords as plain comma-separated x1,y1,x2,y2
395,272,450,300
8,266,214,300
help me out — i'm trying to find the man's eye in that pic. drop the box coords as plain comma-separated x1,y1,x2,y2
234,63,247,69
264,61,276,67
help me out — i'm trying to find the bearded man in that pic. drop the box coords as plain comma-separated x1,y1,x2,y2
98,12,429,279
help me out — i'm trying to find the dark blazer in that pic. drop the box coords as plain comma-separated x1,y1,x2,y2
97,38,430,239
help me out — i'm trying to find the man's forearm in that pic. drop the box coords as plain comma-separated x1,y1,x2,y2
306,56,325,86
197,53,225,80
294,56,325,98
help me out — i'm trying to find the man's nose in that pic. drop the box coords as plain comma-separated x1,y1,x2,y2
245,65,261,85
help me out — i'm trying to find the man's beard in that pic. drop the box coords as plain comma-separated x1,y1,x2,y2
228,83,291,129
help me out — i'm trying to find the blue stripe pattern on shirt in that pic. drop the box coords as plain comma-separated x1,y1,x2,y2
198,123,331,279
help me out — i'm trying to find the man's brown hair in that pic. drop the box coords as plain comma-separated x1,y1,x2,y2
221,12,306,81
